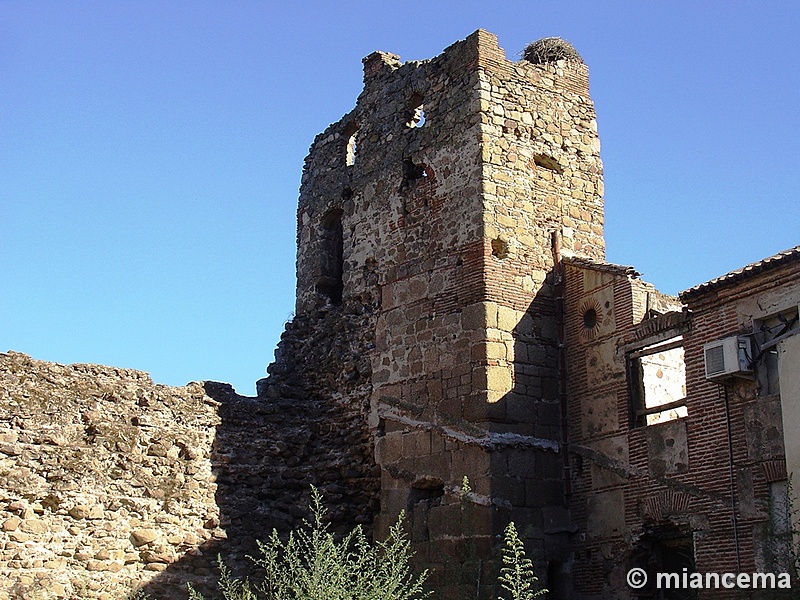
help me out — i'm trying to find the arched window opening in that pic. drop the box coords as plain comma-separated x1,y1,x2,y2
344,122,358,166
406,93,426,128
317,209,344,305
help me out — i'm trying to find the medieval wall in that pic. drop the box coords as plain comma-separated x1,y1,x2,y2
0,351,219,599
289,29,605,598
0,347,377,600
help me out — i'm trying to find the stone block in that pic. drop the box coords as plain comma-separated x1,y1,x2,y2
586,489,625,538
21,519,48,534
525,479,564,507
130,528,159,547
506,449,537,478
486,366,512,393
462,302,489,330
542,505,571,533
497,305,522,331
427,503,462,539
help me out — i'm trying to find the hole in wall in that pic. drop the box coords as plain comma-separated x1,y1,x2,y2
344,122,358,166
583,308,598,330
316,208,344,305
491,238,509,259
407,478,444,511
401,158,433,189
533,153,563,174
406,92,426,128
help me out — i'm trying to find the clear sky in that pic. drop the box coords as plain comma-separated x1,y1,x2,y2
1,1,798,394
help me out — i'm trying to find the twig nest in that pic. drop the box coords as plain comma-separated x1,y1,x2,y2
523,37,583,64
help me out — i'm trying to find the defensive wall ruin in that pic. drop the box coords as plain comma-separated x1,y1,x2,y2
1,29,798,599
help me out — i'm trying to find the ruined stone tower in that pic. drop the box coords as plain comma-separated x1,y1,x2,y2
281,29,604,598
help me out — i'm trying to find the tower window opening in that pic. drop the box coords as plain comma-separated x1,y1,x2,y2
344,122,359,166
316,209,344,305
533,153,563,174
401,158,432,189
406,93,426,128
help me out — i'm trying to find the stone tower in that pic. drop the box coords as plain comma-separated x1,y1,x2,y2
284,29,603,599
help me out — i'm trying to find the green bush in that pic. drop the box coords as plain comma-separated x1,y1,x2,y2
498,522,546,600
188,486,546,600
188,487,429,600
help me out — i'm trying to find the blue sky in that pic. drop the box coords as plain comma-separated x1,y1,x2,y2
1,1,798,394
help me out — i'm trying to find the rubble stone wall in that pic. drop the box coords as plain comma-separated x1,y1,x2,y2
0,351,219,599
0,349,378,600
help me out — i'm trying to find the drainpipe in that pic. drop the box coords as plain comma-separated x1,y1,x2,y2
722,384,742,572
551,230,571,498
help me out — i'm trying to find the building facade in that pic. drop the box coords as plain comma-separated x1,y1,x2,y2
565,249,799,597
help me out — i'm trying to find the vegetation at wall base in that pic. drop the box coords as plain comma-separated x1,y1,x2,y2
186,486,429,600
177,486,547,600
498,522,547,600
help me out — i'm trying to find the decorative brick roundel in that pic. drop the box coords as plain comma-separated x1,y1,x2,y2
579,298,603,339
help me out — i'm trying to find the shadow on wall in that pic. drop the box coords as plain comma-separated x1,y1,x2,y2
381,267,572,600
479,267,571,599
139,380,376,599
491,266,572,600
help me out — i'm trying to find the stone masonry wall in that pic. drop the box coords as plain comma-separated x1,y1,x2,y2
290,29,605,599
0,351,219,599
0,347,378,600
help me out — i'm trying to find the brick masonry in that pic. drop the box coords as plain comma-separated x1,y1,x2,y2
565,253,799,598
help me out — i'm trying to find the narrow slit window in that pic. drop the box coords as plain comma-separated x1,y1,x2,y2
316,209,344,305
406,93,425,128
344,122,358,166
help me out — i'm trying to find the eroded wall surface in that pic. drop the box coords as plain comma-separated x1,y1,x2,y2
0,351,219,598
566,252,799,598
0,348,377,600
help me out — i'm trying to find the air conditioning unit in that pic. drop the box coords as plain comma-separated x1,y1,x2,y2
703,336,753,381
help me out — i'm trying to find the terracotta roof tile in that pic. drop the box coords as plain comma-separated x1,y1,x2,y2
679,246,800,301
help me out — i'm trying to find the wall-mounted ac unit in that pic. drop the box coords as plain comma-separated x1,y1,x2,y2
703,336,753,381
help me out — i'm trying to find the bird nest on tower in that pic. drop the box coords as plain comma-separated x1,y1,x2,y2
523,37,583,64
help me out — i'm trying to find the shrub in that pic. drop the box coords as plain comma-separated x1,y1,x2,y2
188,486,548,600
188,487,429,600
498,522,547,600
